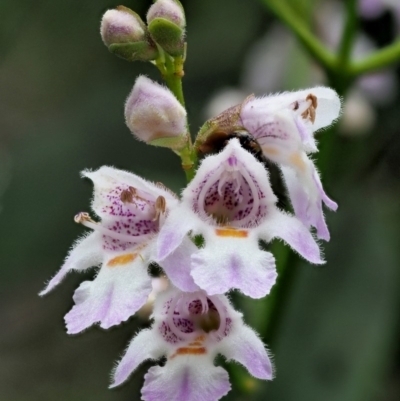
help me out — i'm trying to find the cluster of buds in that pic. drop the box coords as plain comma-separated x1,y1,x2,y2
100,0,185,62
41,3,341,401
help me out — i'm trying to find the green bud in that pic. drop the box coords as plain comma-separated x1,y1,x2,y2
147,0,185,56
101,6,158,62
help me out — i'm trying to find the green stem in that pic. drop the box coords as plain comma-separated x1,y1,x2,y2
163,53,186,107
155,47,197,182
259,0,336,72
349,38,400,76
337,0,358,69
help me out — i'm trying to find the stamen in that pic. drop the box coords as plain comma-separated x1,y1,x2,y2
74,212,154,243
153,196,166,222
300,93,318,124
120,187,135,203
306,93,318,109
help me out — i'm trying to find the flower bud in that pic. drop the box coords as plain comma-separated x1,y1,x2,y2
100,7,158,62
147,0,185,29
147,0,186,56
125,76,187,149
101,7,146,46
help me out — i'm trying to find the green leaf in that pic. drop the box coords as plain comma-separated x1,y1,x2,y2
148,18,184,56
108,41,158,62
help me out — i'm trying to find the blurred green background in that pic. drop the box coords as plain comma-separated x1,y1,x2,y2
1,0,399,400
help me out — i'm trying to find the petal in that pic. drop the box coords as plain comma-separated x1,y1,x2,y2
219,324,273,380
191,229,277,298
242,87,340,132
83,166,178,218
142,356,231,401
111,328,166,388
281,162,337,241
64,253,152,334
156,206,195,261
39,232,103,296
183,139,277,228
258,209,324,264
159,237,200,292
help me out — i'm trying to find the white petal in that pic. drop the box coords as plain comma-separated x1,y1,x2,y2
142,356,231,401
191,226,277,298
159,236,200,292
156,206,197,261
257,209,324,264
64,252,152,333
111,328,166,388
244,86,341,132
219,323,273,380
39,232,103,296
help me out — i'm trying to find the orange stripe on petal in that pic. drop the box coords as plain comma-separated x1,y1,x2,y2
107,253,137,267
170,347,207,359
215,228,248,238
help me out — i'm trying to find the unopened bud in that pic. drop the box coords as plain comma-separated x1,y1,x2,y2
147,0,185,29
101,7,146,46
147,0,185,56
100,7,158,62
125,76,187,149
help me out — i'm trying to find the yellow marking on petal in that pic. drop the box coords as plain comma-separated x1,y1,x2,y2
170,347,207,359
188,341,203,346
107,253,137,267
215,227,248,238
289,152,306,171
262,146,280,156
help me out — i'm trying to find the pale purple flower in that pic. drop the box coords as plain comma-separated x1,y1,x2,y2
147,0,186,29
240,87,341,240
40,166,196,333
111,286,273,401
125,76,188,150
101,8,146,46
157,139,323,299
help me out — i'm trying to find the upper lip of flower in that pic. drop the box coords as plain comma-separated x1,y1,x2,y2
189,138,276,229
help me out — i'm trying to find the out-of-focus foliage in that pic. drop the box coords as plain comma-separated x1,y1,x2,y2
0,0,399,400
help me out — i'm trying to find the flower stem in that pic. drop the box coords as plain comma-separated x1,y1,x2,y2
259,0,336,72
337,0,358,70
349,38,400,76
155,47,197,182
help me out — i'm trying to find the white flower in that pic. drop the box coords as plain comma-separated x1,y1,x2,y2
156,139,323,298
111,286,273,401
40,166,196,333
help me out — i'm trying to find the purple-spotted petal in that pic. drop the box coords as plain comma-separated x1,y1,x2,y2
219,324,273,380
142,357,231,401
159,237,200,292
39,233,103,296
83,166,178,219
182,138,277,228
65,254,152,334
191,230,277,298
111,329,165,388
258,209,324,264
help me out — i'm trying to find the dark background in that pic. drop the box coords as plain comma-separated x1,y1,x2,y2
1,0,399,400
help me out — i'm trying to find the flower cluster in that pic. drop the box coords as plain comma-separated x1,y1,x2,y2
40,2,341,400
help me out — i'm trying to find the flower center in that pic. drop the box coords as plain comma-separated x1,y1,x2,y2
163,292,229,343
196,153,263,227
